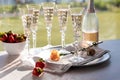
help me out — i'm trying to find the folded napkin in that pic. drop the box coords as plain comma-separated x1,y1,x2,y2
17,59,34,71
44,58,72,73
17,53,35,71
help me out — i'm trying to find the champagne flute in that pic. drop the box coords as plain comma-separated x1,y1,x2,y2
69,7,83,62
18,7,34,67
22,14,32,56
20,5,32,57
56,4,70,54
26,4,41,48
71,8,82,42
41,2,55,49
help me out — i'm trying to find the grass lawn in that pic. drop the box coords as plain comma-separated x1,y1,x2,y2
98,11,120,40
0,11,120,51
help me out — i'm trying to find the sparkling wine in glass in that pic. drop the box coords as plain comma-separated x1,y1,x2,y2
41,2,55,49
56,4,70,54
72,14,82,40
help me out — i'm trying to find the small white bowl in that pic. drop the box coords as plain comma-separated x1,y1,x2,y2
2,41,26,55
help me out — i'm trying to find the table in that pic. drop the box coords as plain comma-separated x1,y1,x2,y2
0,40,120,80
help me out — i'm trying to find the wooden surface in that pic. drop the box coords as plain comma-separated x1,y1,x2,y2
0,40,120,80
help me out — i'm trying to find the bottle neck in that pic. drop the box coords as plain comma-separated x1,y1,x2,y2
87,0,95,13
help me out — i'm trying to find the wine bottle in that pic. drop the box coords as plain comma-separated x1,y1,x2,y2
82,0,99,43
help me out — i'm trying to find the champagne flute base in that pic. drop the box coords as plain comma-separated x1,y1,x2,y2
59,48,70,54
42,44,53,50
69,56,84,63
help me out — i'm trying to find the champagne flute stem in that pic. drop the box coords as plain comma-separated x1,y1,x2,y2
26,35,30,56
46,27,51,46
74,41,79,57
61,31,65,49
32,32,36,48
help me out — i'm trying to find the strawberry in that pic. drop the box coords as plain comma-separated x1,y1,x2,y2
16,36,23,42
6,31,13,36
2,34,8,42
32,58,45,77
35,61,45,69
35,58,45,69
32,67,43,76
8,35,15,43
13,33,17,39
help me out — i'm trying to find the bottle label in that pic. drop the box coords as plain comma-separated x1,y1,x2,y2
82,31,98,42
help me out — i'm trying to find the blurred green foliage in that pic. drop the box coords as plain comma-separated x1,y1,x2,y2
94,0,108,10
94,0,120,12
109,0,120,7
70,0,120,12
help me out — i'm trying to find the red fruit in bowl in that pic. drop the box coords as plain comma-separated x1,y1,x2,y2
6,31,13,36
8,35,15,43
0,31,26,43
13,33,17,38
32,67,43,76
2,34,8,42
